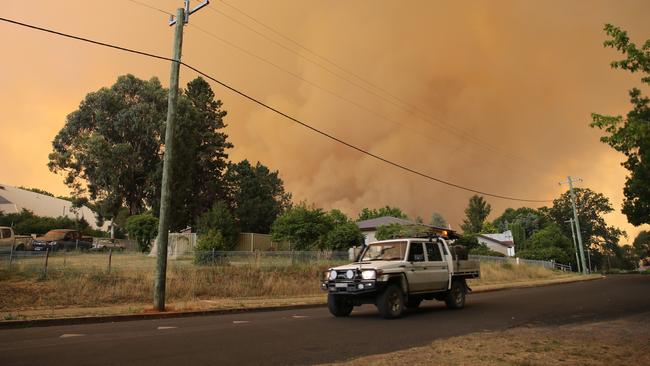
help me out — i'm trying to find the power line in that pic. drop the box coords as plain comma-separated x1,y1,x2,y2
136,0,544,178
0,16,552,203
203,0,539,168
126,0,173,16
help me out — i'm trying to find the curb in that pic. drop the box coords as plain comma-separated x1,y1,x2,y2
0,275,604,329
470,275,605,293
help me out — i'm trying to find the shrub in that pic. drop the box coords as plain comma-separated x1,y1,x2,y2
196,201,239,250
125,214,158,253
322,221,364,250
194,229,229,264
469,243,506,257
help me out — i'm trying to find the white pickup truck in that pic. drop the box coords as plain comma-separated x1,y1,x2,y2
321,237,480,318
0,226,33,251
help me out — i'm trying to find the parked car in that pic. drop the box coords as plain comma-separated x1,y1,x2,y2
321,237,480,318
0,226,33,251
91,238,126,252
32,229,93,251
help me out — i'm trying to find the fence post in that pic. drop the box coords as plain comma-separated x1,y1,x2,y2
75,239,79,251
9,244,14,269
108,248,113,273
63,249,67,267
212,248,216,264
43,248,50,277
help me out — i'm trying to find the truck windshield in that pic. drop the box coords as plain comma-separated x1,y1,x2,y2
360,241,407,261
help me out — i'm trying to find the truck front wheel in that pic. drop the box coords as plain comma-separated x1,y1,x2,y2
377,284,405,319
327,294,353,317
445,279,466,310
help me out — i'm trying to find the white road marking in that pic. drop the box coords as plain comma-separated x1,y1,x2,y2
60,334,86,338
292,315,309,319
233,320,250,324
157,326,177,330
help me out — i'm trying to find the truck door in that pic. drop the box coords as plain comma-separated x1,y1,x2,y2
405,242,429,292
425,241,449,291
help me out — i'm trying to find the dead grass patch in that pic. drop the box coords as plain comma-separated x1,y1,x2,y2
321,312,650,366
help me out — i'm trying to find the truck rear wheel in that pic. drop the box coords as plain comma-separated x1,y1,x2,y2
445,279,466,310
327,294,353,317
377,284,404,319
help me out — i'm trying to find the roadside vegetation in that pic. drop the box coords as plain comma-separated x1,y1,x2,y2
0,253,579,320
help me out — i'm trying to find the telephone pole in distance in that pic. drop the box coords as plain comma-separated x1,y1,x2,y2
560,176,588,275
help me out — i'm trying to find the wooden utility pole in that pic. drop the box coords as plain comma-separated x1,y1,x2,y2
560,176,588,275
566,218,581,273
154,0,210,312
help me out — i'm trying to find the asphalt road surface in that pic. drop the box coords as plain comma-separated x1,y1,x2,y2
1,275,648,366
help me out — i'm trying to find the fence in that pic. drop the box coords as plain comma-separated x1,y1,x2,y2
0,247,573,274
233,233,290,251
0,248,350,275
192,250,348,265
469,254,573,272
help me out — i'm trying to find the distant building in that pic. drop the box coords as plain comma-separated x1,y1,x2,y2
356,216,454,245
0,184,107,231
477,230,516,257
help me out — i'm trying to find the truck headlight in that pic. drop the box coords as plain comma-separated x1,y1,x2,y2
345,270,354,279
361,270,376,280
329,270,337,280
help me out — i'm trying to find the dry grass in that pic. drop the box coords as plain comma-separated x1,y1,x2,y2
0,252,340,312
321,312,650,366
469,261,573,286
0,253,577,319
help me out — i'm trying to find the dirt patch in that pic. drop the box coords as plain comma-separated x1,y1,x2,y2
321,312,650,366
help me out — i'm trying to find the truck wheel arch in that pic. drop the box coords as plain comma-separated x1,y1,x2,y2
385,274,409,294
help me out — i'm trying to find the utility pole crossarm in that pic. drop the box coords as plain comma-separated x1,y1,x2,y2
169,0,210,26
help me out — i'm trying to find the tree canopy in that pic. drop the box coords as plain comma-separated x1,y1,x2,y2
545,188,625,251
357,206,408,221
271,204,363,250
460,195,491,234
590,24,650,226
48,75,232,232
225,160,291,234
429,212,447,228
633,230,650,263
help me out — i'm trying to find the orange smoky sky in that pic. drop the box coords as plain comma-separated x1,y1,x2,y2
1,0,649,241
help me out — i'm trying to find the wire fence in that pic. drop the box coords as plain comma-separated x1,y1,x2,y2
468,254,573,272
0,247,573,276
0,248,351,276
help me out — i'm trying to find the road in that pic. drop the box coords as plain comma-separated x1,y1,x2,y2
0,275,648,366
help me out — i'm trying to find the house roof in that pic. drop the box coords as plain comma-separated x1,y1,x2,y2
477,231,515,248
0,184,108,230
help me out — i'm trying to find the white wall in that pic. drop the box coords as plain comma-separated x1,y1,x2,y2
478,237,512,256
363,230,377,245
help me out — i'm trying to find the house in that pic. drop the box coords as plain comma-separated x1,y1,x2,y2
0,184,108,230
356,216,455,245
477,230,516,257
